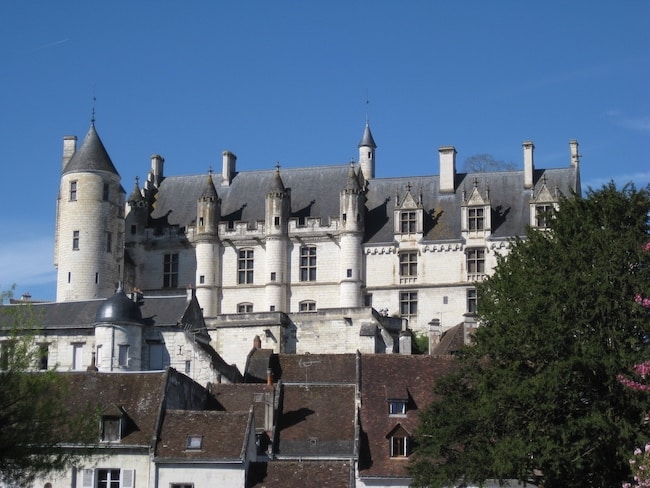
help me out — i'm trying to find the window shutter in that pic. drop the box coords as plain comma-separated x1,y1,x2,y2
121,469,135,488
82,469,94,488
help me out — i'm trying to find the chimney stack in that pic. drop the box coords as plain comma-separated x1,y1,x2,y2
222,151,237,186
569,140,580,168
523,141,535,189
62,135,77,171
150,155,165,188
439,146,456,193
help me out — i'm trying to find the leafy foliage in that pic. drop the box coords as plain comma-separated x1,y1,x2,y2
0,289,99,484
409,183,650,487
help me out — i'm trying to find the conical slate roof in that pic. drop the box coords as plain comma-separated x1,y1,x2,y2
344,163,361,191
64,123,119,175
268,167,286,193
358,123,377,148
200,173,219,199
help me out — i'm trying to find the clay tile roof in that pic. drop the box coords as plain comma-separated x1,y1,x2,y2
277,354,357,384
155,409,252,461
248,460,353,487
58,370,168,446
210,383,274,431
358,354,459,478
276,384,356,458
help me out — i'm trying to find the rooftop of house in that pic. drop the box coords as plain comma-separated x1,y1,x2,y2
276,383,356,458
358,354,459,479
248,460,354,487
155,409,252,462
275,353,358,384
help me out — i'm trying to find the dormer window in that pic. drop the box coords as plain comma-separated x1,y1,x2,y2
468,207,484,231
391,435,409,457
186,435,203,450
101,416,122,442
400,211,416,233
387,424,411,458
535,204,552,228
389,399,407,416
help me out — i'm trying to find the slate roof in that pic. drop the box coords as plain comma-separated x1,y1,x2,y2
276,353,357,384
148,162,578,245
358,354,459,479
64,123,119,175
155,409,252,462
150,165,352,230
276,384,356,458
0,294,191,329
248,460,353,488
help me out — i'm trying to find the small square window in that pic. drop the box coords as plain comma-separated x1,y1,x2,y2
389,400,407,416
187,435,203,450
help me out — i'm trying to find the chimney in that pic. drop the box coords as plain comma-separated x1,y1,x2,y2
186,285,195,302
253,335,262,350
62,135,77,171
439,146,456,193
150,154,164,188
429,318,442,354
87,351,98,372
222,151,237,186
569,140,579,168
266,368,273,386
523,141,534,189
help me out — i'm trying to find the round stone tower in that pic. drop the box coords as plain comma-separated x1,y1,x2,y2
193,172,221,317
264,166,290,312
339,163,365,307
54,122,124,302
358,122,377,181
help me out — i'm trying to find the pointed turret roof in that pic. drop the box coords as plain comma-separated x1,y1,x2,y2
269,165,286,193
344,162,361,192
128,177,145,204
358,123,377,148
64,123,119,175
200,172,219,199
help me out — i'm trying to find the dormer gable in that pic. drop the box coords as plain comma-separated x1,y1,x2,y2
386,423,412,458
461,178,492,238
101,404,131,442
394,183,424,239
530,174,559,228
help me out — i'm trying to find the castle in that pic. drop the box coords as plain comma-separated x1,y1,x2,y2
51,120,580,370
0,119,581,487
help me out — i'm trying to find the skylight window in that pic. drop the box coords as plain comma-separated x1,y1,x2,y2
186,435,203,450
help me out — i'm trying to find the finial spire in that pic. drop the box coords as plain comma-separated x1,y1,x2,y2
91,85,97,125
365,89,370,125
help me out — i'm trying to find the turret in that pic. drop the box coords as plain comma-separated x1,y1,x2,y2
93,285,144,371
339,163,365,307
54,122,125,302
264,166,290,312
194,172,221,317
358,123,376,180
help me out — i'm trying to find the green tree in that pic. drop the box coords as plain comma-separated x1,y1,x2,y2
0,289,98,484
409,183,650,487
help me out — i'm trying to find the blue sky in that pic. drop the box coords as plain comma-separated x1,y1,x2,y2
1,1,649,301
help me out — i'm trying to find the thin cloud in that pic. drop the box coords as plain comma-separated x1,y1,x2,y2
31,38,70,52
605,110,650,132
